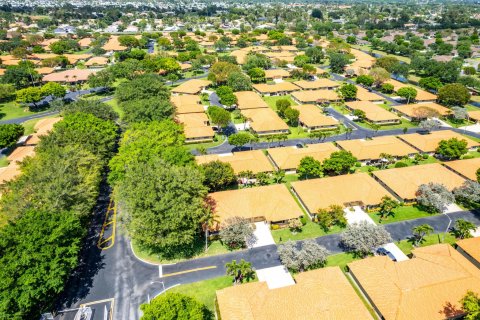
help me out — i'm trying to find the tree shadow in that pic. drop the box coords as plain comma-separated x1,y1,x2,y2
439,301,464,319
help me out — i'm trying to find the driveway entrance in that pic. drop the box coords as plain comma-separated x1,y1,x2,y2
248,222,275,248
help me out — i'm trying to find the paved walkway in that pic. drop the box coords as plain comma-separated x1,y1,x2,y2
256,265,295,289
248,222,275,248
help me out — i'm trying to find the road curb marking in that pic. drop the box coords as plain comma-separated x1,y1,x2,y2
161,266,217,278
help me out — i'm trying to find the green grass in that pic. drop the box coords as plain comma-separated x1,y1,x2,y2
396,232,456,256
168,276,233,312
326,252,360,270
368,205,436,224
272,215,344,244
355,118,417,131
132,239,234,265
184,134,226,151
104,98,123,118
463,151,480,159
0,101,39,121
0,156,9,168
263,95,297,111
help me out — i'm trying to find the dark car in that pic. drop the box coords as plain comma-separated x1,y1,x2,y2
376,247,397,261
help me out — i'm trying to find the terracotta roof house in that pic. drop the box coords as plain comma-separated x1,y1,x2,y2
336,136,418,162
209,184,302,224
355,86,385,102
398,130,480,153
372,163,465,201
267,143,339,171
170,95,204,114
85,56,109,68
456,237,480,268
393,102,451,121
195,150,274,174
27,117,62,145
78,37,92,48
291,173,392,215
172,79,212,95
253,82,300,96
443,157,480,181
291,89,340,104
0,164,21,184
264,69,291,80
175,113,214,143
63,54,92,65
42,69,97,83
293,79,340,90
234,91,269,110
216,267,373,320
468,110,480,122
102,36,127,51
34,67,54,75
385,79,437,102
295,104,339,131
7,145,36,164
345,101,400,125
348,244,480,320
241,107,289,135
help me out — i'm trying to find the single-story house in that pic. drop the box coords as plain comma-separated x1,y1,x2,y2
355,86,385,102
42,69,97,83
291,173,393,216
456,237,480,269
241,107,289,135
392,102,451,121
442,157,480,181
26,117,62,145
345,101,400,125
264,69,291,80
209,184,303,224
293,79,340,91
234,91,269,110
253,82,300,96
85,56,109,68
172,79,212,95
102,36,127,51
216,267,372,320
348,244,480,320
372,163,465,201
291,89,340,104
398,130,479,153
295,104,339,131
170,95,204,114
468,110,480,122
175,113,214,143
336,136,418,163
267,143,339,172
195,150,274,174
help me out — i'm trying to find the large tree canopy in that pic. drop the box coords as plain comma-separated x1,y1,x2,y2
140,293,211,320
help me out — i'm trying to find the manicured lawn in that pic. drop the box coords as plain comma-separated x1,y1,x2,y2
168,276,233,312
462,133,480,143
463,151,480,159
263,95,297,111
184,134,226,151
272,216,344,244
355,118,417,131
326,252,360,270
104,98,123,118
443,117,475,128
0,101,39,121
385,155,439,168
396,232,456,256
369,205,436,224
132,239,234,265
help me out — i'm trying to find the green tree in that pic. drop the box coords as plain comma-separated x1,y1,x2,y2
452,219,476,239
121,98,174,124
284,107,300,126
119,159,207,258
356,75,375,87
436,138,468,160
16,86,42,106
460,291,480,320
87,69,115,88
209,61,241,84
227,72,252,91
40,82,66,98
216,86,237,106
207,105,231,128
0,124,24,148
116,74,170,103
61,100,118,121
140,293,211,320
339,83,357,100
0,84,16,102
247,67,266,83
381,83,394,94
297,156,323,179
419,77,443,91
0,210,84,318
412,224,434,246
378,196,399,221
329,52,349,74
225,259,256,284
369,67,390,86
323,150,357,175
397,87,417,104
228,132,253,148
200,160,236,191
437,83,471,107
2,61,41,89
276,98,291,117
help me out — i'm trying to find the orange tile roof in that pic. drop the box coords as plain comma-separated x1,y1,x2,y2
42,69,97,82
196,150,274,174
7,146,35,163
34,67,54,75
346,101,400,122
291,173,392,212
234,91,269,110
372,163,466,200
175,113,214,140
253,82,300,94
216,267,373,320
84,56,109,67
171,95,204,114
291,89,340,103
27,117,62,145
356,86,385,101
293,79,339,90
443,157,480,181
295,104,339,128
393,102,451,119
457,237,480,263
0,164,21,184
264,69,290,79
210,184,303,223
337,136,418,161
241,107,289,134
348,244,480,320
102,36,127,51
468,110,480,122
267,143,339,170
385,79,437,101
399,130,480,152
172,79,212,95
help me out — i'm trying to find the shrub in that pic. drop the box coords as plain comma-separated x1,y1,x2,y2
394,161,408,168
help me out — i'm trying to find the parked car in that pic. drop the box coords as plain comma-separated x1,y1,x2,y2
376,247,397,261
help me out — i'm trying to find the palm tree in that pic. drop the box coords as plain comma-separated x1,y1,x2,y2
225,259,255,285
379,153,394,169
412,224,434,246
200,197,220,252
453,219,476,239
371,123,381,136
345,127,353,139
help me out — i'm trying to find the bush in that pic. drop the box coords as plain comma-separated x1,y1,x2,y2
394,161,408,168
355,162,361,167
271,224,280,230
300,216,307,225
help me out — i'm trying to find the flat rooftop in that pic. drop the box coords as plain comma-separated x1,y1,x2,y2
295,104,339,128
372,163,465,200
196,150,274,174
345,101,400,122
234,91,269,110
267,143,339,171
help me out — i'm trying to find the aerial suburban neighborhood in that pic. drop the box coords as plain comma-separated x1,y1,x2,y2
0,0,479,319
